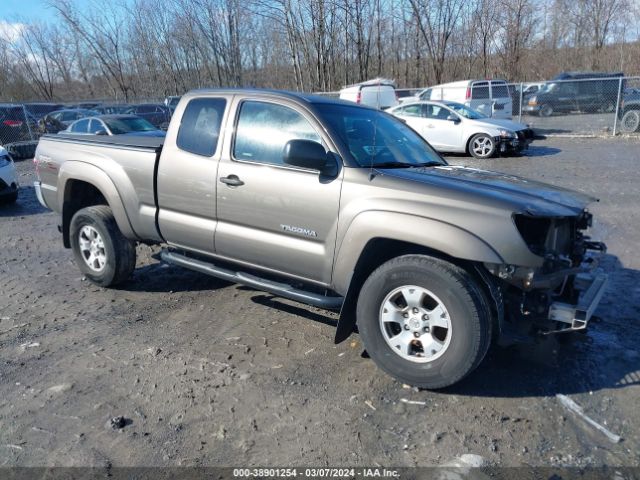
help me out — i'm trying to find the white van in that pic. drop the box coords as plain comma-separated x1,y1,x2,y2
417,80,513,119
339,78,399,110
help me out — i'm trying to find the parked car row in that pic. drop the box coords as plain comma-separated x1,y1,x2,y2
344,72,629,122
62,115,166,137
36,103,172,134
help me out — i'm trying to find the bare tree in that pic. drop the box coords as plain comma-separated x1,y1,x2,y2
49,0,136,100
1,0,639,102
408,0,465,84
496,0,536,80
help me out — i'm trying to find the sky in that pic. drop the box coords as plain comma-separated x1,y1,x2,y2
0,0,54,23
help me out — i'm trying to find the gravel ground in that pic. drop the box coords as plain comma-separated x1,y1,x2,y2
0,137,639,468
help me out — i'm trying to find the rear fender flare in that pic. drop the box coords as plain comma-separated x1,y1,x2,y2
58,161,136,240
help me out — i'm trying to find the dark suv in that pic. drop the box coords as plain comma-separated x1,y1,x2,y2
523,72,624,117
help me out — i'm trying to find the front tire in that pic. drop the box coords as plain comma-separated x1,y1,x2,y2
621,110,640,133
469,133,496,159
539,104,553,117
70,205,136,287
1,191,18,204
356,255,492,389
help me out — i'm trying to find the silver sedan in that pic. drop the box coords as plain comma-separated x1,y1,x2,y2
388,100,534,159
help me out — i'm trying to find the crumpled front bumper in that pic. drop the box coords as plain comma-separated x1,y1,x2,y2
497,129,535,154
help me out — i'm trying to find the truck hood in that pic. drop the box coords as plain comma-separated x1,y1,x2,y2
378,165,596,216
470,117,529,131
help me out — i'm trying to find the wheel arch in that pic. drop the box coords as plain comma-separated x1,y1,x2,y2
59,163,136,248
333,212,504,343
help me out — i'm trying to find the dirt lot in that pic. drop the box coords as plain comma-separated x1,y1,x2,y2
1,137,639,468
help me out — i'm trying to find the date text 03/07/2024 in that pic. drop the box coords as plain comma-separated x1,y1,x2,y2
232,468,400,478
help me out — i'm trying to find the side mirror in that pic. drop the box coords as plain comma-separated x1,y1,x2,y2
447,114,460,123
95,129,108,136
283,139,329,171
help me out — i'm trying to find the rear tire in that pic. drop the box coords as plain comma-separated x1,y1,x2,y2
621,110,640,133
356,255,492,389
70,205,136,287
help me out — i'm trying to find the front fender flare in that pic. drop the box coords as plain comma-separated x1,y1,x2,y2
332,211,503,295
332,211,504,343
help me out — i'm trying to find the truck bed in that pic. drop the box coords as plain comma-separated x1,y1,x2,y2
41,133,164,152
35,133,164,244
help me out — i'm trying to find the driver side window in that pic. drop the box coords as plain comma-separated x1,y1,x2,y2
233,101,321,167
425,105,450,120
397,104,424,117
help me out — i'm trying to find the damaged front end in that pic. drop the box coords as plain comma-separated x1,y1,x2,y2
485,209,608,342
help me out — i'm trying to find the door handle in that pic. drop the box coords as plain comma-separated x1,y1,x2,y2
219,175,244,187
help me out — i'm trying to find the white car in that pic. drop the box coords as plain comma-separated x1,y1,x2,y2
0,146,18,203
339,78,399,110
388,100,534,159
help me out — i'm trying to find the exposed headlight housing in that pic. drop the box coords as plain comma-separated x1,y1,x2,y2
0,154,12,168
499,129,516,138
514,214,581,261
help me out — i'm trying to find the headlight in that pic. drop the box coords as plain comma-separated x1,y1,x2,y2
528,96,537,106
0,155,11,168
499,129,516,138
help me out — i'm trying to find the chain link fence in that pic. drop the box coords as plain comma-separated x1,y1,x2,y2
0,98,170,159
318,76,640,137
0,104,40,159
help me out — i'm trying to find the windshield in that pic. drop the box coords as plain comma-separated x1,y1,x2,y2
444,102,487,120
315,104,445,168
104,117,157,134
538,83,557,94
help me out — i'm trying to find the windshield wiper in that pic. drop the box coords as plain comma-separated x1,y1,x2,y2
369,161,442,169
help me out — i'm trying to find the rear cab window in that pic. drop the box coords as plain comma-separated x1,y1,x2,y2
177,97,226,157
491,82,509,98
233,101,321,167
471,82,490,100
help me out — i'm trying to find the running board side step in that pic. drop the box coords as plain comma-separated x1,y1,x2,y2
160,250,343,310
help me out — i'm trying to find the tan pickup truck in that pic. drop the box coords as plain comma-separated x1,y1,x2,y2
34,89,607,388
